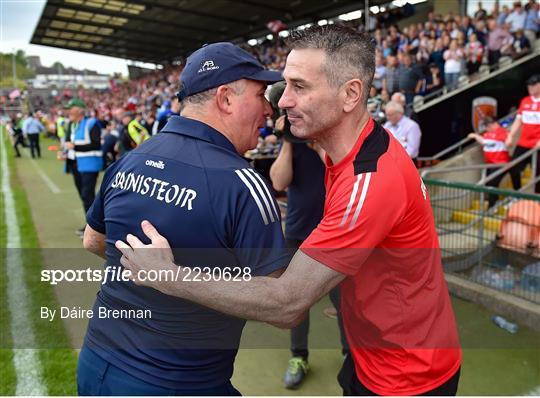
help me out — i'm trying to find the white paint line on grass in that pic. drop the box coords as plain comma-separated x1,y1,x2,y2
1,133,47,395
524,385,540,396
30,158,61,194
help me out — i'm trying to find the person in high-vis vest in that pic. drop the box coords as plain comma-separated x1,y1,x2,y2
127,113,150,147
64,98,103,236
56,111,67,143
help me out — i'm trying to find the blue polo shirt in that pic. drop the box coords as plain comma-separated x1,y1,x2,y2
85,116,288,390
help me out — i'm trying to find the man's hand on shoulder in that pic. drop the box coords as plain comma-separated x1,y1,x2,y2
116,220,182,295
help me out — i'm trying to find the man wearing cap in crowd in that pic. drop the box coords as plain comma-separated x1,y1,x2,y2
506,74,540,193
79,42,287,395
64,98,103,236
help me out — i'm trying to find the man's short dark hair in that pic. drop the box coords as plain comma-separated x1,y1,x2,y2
285,24,375,104
526,74,540,86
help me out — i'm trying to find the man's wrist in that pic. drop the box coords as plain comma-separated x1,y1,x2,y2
162,263,186,297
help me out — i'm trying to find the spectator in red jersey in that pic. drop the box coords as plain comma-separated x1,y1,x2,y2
506,74,540,192
468,117,510,206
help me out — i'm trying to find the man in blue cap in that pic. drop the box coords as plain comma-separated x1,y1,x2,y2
79,43,287,395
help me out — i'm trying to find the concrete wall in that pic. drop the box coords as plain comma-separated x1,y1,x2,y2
423,145,492,223
447,274,540,332
432,0,461,16
425,145,485,183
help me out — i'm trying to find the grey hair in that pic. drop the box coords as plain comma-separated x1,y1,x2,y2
180,80,246,108
391,92,406,105
385,100,404,114
286,24,375,103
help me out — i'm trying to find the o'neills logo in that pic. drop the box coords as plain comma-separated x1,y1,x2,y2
145,159,165,169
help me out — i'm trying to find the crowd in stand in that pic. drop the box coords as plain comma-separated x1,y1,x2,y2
365,0,539,116
4,1,539,164
242,1,539,123
1,3,538,257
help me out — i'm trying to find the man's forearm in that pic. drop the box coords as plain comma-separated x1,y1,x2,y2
83,226,106,259
161,270,305,328
269,141,293,191
117,223,345,329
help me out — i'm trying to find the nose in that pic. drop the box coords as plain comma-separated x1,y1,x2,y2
278,85,294,110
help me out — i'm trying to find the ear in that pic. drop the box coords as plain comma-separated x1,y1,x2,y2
342,79,363,113
215,85,234,114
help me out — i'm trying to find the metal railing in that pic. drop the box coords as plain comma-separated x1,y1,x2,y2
421,130,538,190
425,178,540,303
479,146,539,187
417,135,475,164
418,111,518,166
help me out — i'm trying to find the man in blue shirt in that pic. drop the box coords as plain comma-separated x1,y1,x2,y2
383,100,422,161
153,97,181,135
80,43,286,395
22,112,45,158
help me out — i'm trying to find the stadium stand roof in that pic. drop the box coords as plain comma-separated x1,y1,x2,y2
30,0,386,64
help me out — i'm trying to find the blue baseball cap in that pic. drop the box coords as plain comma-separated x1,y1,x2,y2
178,42,282,100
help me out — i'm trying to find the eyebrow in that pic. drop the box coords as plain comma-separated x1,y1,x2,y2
284,76,309,86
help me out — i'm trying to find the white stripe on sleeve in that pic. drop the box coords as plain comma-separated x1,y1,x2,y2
349,172,372,229
246,168,279,221
235,169,270,225
340,174,363,227
241,168,275,223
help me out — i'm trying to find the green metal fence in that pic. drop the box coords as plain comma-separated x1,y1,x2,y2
424,178,540,304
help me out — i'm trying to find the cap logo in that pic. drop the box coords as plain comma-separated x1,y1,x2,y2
198,60,219,73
